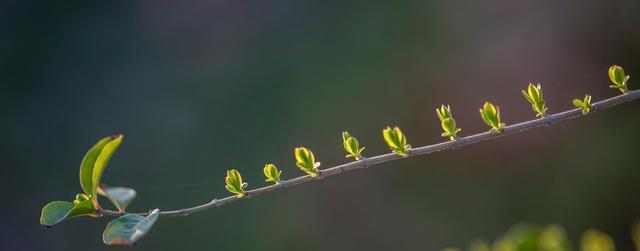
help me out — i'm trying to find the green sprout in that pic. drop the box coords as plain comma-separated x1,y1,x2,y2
608,65,629,93
522,83,548,117
342,131,365,160
573,95,593,115
225,169,247,197
479,102,505,133
295,147,320,177
383,126,411,156
263,164,282,184
436,105,462,140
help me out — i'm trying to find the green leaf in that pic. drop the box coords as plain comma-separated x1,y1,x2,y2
79,136,114,195
573,99,584,107
479,102,505,132
573,95,593,115
225,169,247,197
342,131,364,160
382,126,410,156
295,147,320,176
40,199,96,227
103,209,160,246
91,135,124,205
99,185,136,212
608,65,629,93
263,164,282,183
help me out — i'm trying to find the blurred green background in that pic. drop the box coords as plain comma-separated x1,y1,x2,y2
2,0,640,250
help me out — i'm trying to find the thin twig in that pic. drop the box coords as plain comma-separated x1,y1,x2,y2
99,90,640,217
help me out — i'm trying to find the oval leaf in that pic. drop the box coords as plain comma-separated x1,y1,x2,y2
103,209,160,246
40,200,96,227
91,135,124,204
79,136,113,195
99,185,136,212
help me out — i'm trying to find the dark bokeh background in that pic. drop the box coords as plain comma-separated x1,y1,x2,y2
2,0,640,250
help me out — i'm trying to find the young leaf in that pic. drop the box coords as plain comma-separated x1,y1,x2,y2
79,136,114,195
342,131,365,160
479,102,505,133
98,185,137,212
608,65,629,93
295,147,320,177
40,199,96,227
103,209,160,246
581,229,614,251
522,83,548,117
225,169,248,197
573,95,593,115
435,105,461,140
88,135,124,206
263,164,282,184
382,126,411,156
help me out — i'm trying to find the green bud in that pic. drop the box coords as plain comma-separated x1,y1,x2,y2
608,65,629,93
263,164,282,184
73,193,91,205
573,94,593,115
382,126,411,156
522,83,548,117
479,102,505,133
342,131,365,160
225,169,247,197
295,147,320,177
436,105,453,122
436,105,461,140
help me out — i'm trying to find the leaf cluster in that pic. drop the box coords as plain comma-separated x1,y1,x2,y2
342,131,365,160
573,95,593,115
609,65,629,93
295,147,321,177
479,102,506,133
436,105,462,140
383,126,411,156
522,83,548,117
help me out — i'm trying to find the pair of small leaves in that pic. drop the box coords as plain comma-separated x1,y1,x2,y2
573,95,593,115
522,83,548,117
609,65,629,93
103,209,160,246
436,105,462,140
479,102,506,133
263,164,282,184
41,135,134,227
342,131,365,160
80,135,124,206
295,147,321,177
225,169,248,197
383,126,411,156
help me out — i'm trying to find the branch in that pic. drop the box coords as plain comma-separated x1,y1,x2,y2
99,90,640,217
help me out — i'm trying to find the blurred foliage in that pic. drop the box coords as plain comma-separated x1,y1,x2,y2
441,222,640,251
